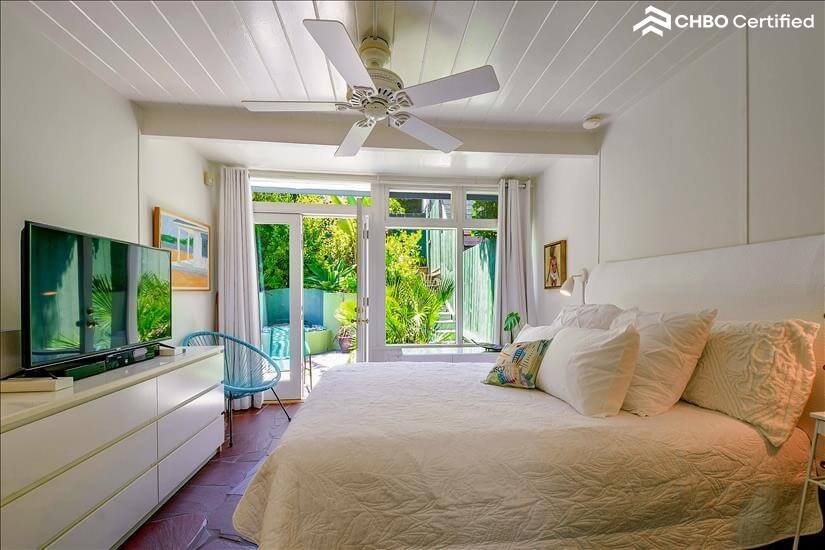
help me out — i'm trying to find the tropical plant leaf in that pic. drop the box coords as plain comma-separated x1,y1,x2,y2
335,299,357,325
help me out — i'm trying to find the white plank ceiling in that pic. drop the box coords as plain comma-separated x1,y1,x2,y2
9,1,766,131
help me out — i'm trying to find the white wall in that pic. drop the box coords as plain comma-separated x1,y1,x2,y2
747,3,825,243
531,158,599,325
0,8,216,375
0,6,139,334
599,1,823,262
139,137,218,344
600,31,748,261
532,1,823,323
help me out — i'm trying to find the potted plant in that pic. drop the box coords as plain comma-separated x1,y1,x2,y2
335,324,357,353
504,311,521,343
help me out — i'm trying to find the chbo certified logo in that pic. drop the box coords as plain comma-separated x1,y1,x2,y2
633,5,672,37
634,4,815,37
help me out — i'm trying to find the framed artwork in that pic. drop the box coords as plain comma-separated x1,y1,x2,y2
544,240,567,289
153,207,210,291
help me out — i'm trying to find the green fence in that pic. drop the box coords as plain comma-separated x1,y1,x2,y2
462,239,496,343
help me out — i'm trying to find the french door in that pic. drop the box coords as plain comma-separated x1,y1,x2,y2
253,213,303,400
253,202,369,400
355,199,369,363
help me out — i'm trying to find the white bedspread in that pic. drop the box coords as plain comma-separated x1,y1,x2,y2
234,362,822,549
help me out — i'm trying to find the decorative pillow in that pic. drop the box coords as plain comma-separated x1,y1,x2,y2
682,320,820,446
611,308,718,416
514,304,623,344
536,325,640,417
483,340,551,389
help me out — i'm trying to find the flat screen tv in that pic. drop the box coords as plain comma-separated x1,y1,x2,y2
21,222,172,370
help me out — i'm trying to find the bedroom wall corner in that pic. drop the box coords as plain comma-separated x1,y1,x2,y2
0,6,140,376
0,7,219,376
531,158,599,325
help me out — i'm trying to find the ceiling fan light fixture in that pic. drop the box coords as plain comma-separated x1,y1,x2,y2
359,36,391,68
242,18,499,157
582,115,604,130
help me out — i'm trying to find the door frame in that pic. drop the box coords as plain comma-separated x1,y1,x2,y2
355,199,369,362
253,212,303,400
253,201,370,389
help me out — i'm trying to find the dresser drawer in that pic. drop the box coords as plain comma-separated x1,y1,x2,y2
0,423,157,549
0,379,156,501
158,415,223,501
47,466,158,550
158,384,224,458
157,354,223,416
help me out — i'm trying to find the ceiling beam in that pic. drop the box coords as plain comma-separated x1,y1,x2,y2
136,102,599,156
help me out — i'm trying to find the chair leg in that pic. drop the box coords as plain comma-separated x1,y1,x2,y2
271,388,291,421
226,395,234,447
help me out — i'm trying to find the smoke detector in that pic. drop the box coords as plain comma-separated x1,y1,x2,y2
582,115,604,130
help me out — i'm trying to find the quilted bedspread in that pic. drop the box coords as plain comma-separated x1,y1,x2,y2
233,362,822,549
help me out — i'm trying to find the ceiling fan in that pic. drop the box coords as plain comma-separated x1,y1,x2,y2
242,19,500,157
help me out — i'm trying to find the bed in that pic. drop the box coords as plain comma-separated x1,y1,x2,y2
234,235,824,548
234,361,821,548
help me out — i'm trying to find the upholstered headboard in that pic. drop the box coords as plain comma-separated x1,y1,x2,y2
587,235,824,437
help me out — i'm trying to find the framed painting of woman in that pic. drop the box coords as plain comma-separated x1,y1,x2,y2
544,240,567,289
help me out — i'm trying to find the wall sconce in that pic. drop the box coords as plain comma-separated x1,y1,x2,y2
560,268,589,304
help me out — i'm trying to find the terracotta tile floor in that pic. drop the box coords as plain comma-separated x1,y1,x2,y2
121,403,300,550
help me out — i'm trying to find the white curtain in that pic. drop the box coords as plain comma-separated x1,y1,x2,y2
218,167,263,410
496,178,535,343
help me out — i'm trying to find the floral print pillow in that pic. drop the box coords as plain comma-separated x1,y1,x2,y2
483,340,551,389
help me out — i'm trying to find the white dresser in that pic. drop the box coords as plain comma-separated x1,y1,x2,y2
0,347,224,550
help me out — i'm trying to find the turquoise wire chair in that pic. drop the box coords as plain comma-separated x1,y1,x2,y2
182,331,291,447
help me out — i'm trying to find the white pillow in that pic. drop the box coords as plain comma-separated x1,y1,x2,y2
553,304,624,330
611,308,717,416
515,323,563,343
515,304,623,344
682,320,820,446
536,325,640,417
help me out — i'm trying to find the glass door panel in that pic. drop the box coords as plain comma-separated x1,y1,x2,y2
301,210,363,390
254,213,302,400
462,229,497,344
385,228,457,344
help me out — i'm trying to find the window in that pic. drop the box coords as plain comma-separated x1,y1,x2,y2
462,230,497,343
388,190,451,219
252,191,371,207
251,176,371,206
385,229,456,344
385,185,499,346
466,192,498,219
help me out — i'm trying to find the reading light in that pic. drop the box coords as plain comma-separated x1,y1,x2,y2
560,268,589,304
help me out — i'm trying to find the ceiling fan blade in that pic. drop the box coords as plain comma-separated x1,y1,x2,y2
336,119,375,157
304,19,375,91
401,65,500,108
389,114,462,153
242,101,343,112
